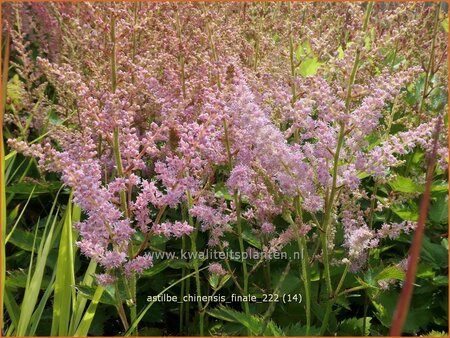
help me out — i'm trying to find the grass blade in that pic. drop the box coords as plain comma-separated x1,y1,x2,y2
74,285,104,337
5,185,35,244
16,193,61,336
28,272,56,336
1,28,11,332
69,259,97,335
51,196,76,336
3,287,20,331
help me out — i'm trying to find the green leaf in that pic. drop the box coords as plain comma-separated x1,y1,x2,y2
421,237,448,269
364,36,371,51
273,273,300,295
28,273,56,336
295,40,312,61
5,185,35,244
8,227,42,252
5,269,51,289
285,323,320,336
168,259,198,269
391,204,419,221
52,198,77,336
16,201,61,336
372,291,431,333
6,74,25,109
74,286,104,336
69,259,98,335
141,260,172,278
4,287,20,329
214,183,233,201
125,267,210,336
426,330,447,336
272,33,280,43
375,266,405,283
357,171,370,179
432,275,448,286
6,181,63,198
48,110,64,125
388,175,423,193
75,285,116,306
207,306,260,335
208,305,283,336
339,317,371,336
298,57,321,77
429,195,448,223
242,228,262,249
337,46,345,59
431,181,449,192
209,274,220,290
442,18,448,33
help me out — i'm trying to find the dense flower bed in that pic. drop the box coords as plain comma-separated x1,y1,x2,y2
2,2,448,336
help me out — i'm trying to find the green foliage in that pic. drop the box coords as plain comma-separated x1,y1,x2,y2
338,317,372,336
208,306,282,336
2,3,448,337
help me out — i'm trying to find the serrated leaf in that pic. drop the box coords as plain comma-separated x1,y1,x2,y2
207,306,265,335
298,57,321,77
209,274,220,290
339,317,371,336
421,237,448,268
429,195,448,223
426,330,447,336
285,323,320,336
372,291,431,333
389,176,423,193
391,204,419,221
375,266,405,282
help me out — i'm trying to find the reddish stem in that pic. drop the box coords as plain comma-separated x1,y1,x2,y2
390,116,443,336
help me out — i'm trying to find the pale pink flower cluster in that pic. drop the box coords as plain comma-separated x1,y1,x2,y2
4,2,447,279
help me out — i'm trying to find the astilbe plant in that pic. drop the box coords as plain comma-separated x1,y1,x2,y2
3,2,448,336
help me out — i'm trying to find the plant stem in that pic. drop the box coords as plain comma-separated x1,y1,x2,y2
223,119,251,335
417,3,440,123
111,12,136,334
288,2,296,105
179,234,186,334
202,3,221,90
115,283,129,331
186,191,204,336
175,6,186,99
234,193,251,320
259,262,291,335
390,116,442,336
319,3,374,334
293,196,311,335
